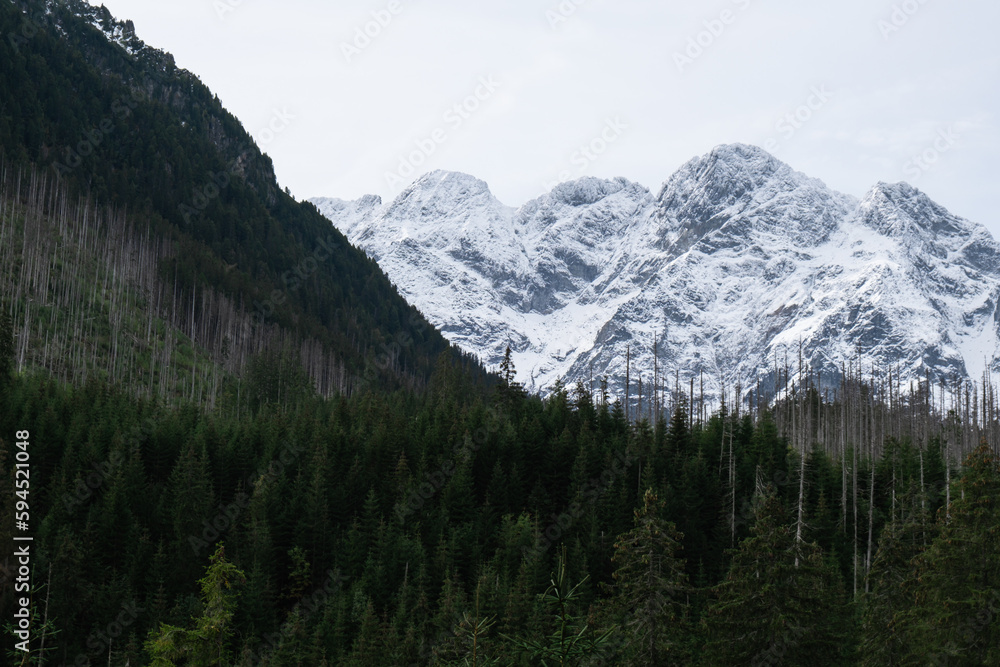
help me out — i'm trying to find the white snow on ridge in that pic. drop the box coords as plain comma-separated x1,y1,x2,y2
312,144,1000,403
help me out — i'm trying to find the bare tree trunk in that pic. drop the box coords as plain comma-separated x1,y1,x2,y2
945,441,951,524
625,344,630,422
638,375,643,422
841,375,847,532
729,423,736,548
795,442,806,568
865,458,875,593
38,563,52,667
653,339,658,424
853,425,858,598
689,376,694,431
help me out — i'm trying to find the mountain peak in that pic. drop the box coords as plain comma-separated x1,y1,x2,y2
315,148,998,400
409,170,496,197
867,180,926,202
546,176,642,207
707,142,784,165
859,180,964,239
382,170,510,225
652,143,838,253
679,143,790,185
658,143,795,208
358,193,383,208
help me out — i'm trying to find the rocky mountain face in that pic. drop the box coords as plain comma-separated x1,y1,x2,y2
312,144,1000,405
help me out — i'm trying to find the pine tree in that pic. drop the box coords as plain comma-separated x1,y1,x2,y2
605,488,690,666
145,543,247,666
898,443,1000,666
167,440,216,562
497,345,525,411
665,404,691,463
345,599,386,667
438,580,504,667
504,546,614,666
702,486,852,666
858,491,927,666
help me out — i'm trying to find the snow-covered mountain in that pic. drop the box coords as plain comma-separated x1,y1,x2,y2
311,144,1000,403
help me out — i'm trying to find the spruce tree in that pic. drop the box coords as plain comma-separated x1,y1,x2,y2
145,543,247,666
345,599,386,667
859,489,929,666
702,486,852,666
665,404,691,462
898,443,1000,666
497,345,525,411
504,547,615,666
606,488,690,666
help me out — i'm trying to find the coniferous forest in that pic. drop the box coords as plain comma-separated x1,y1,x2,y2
1,0,999,665
2,339,1000,666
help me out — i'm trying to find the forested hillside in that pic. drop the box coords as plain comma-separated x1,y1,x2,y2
0,0,485,401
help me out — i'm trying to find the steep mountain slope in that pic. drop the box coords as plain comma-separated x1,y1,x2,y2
313,144,1000,402
0,0,482,399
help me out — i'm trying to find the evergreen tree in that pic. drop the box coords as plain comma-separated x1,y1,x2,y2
504,547,614,666
703,486,853,666
858,493,927,666
898,443,1000,666
345,599,386,667
497,345,525,411
146,543,247,666
437,580,504,667
665,404,691,462
605,488,690,666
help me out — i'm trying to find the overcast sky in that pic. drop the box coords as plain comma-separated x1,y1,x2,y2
98,0,999,236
